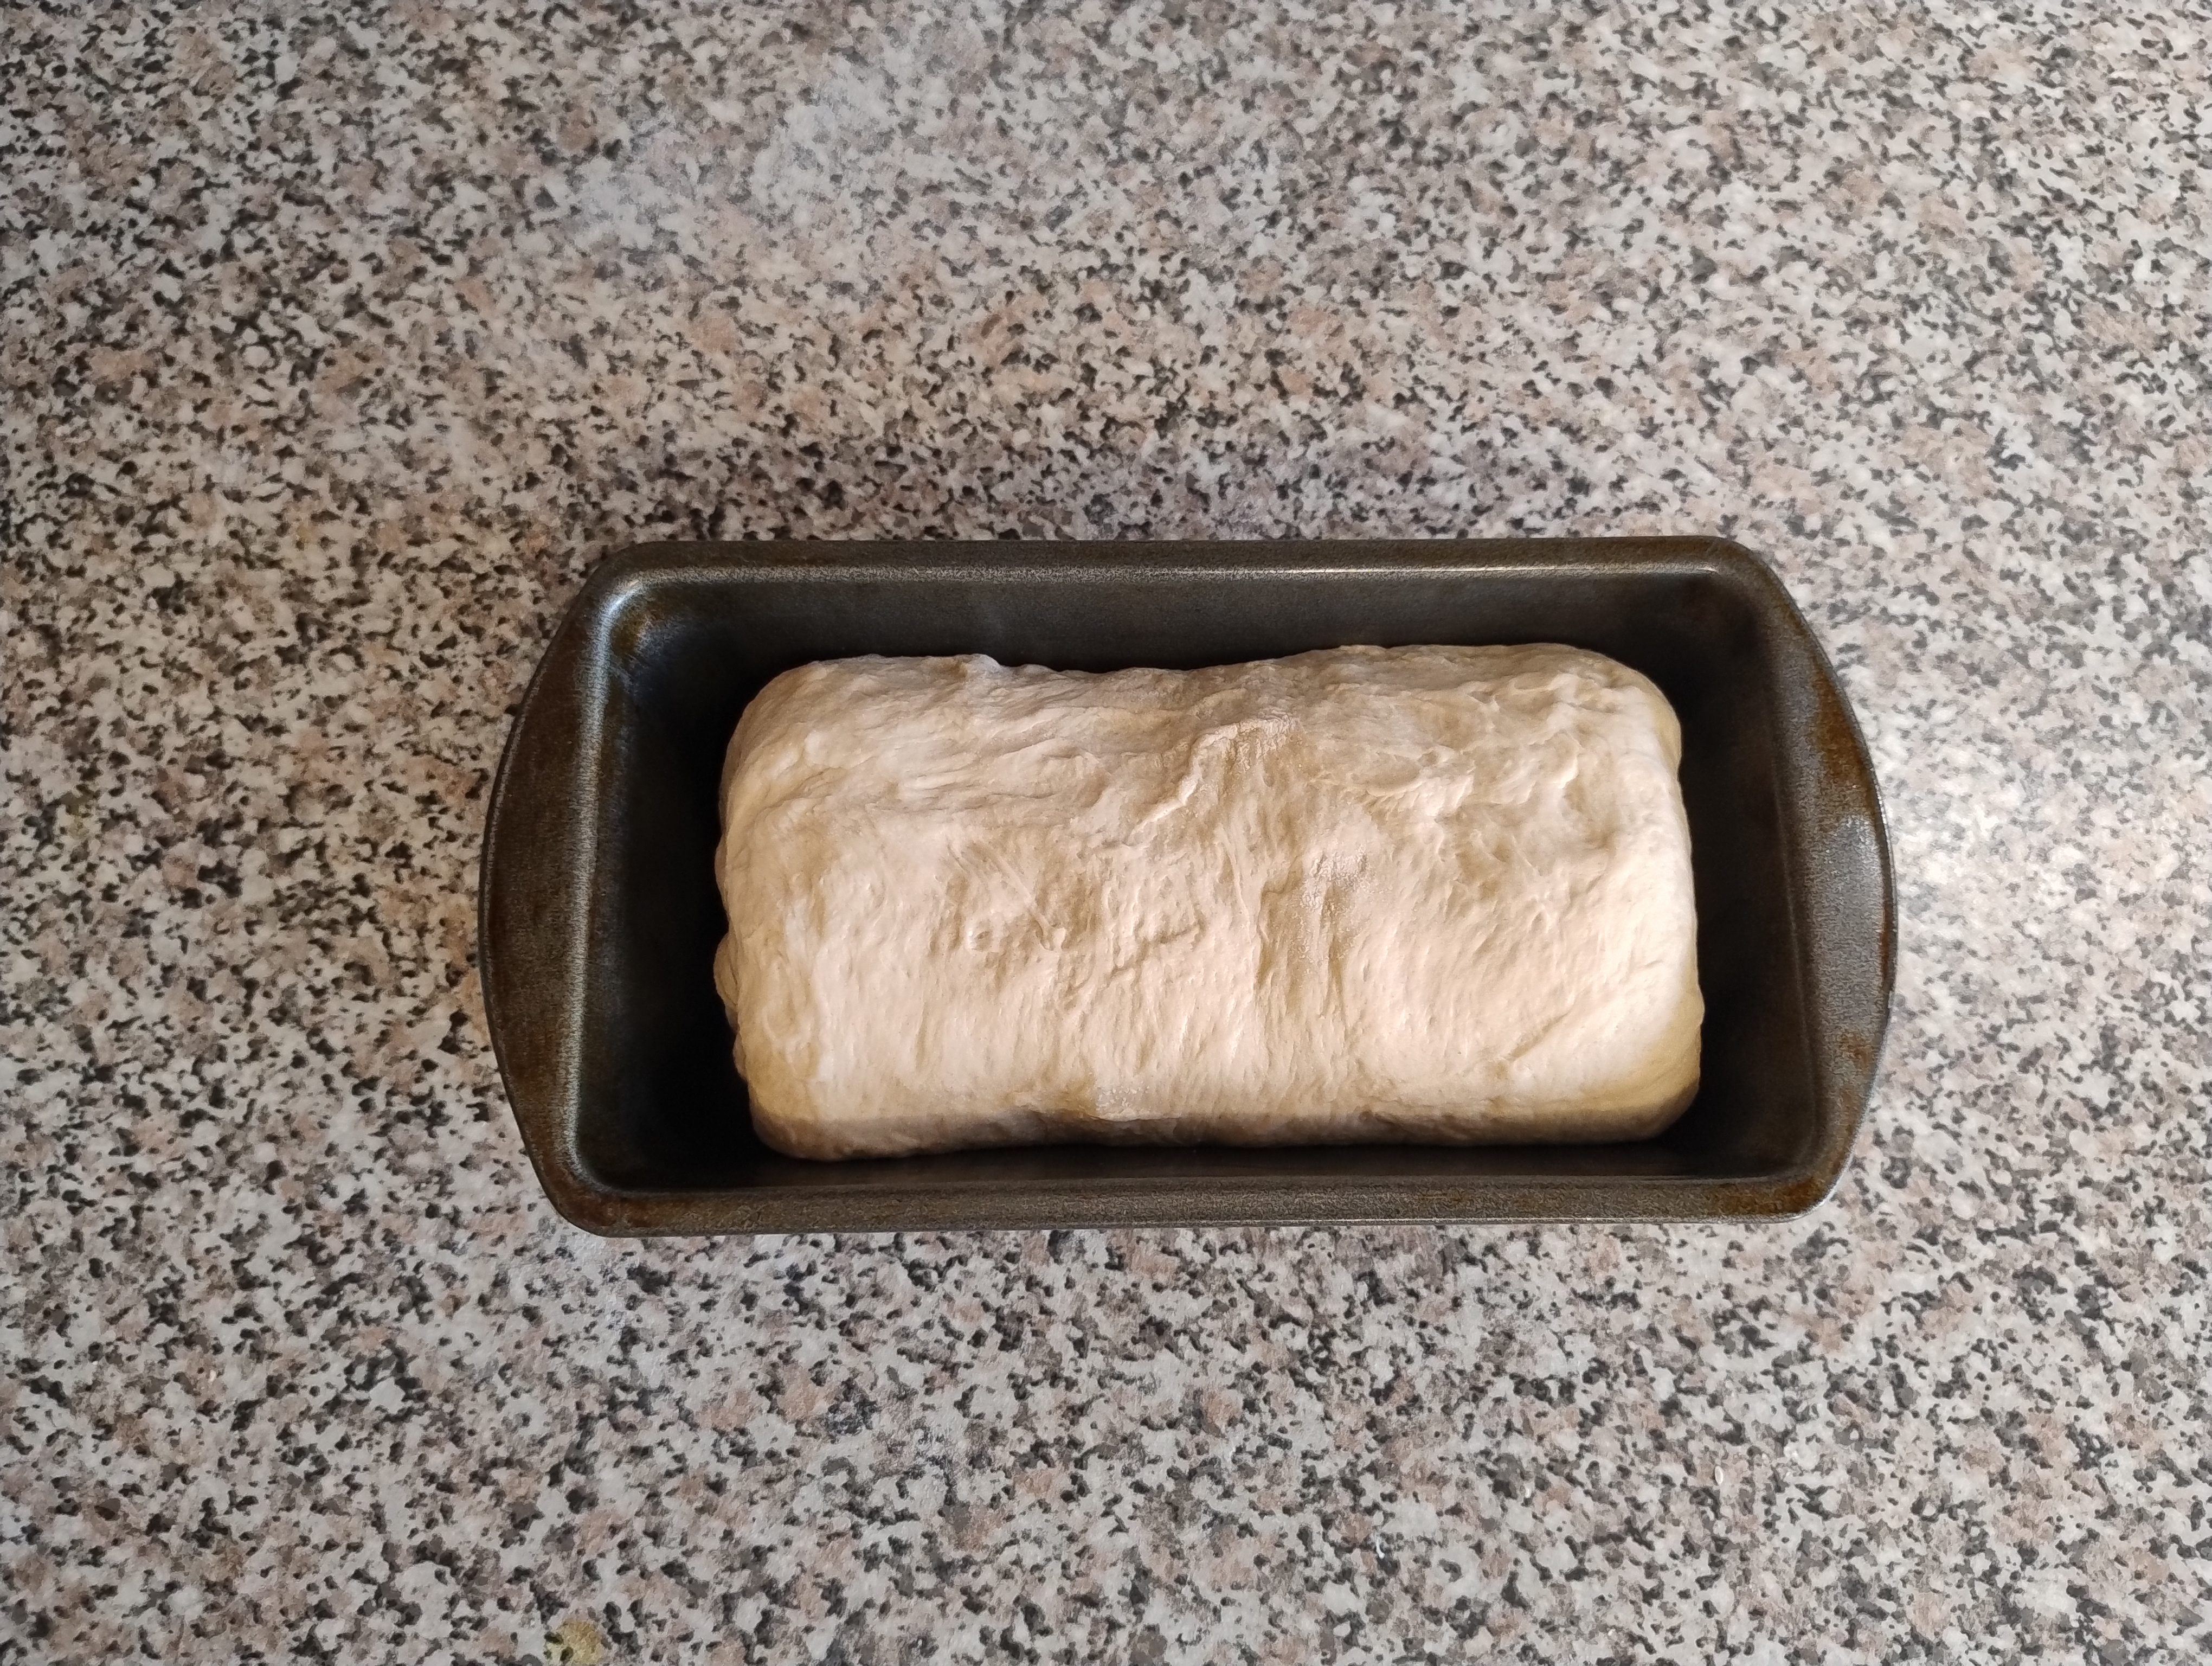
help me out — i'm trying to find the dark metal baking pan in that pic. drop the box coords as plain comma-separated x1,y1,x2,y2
480,539,1893,1235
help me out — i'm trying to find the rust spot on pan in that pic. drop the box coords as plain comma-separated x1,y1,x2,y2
1835,1027,1876,1081
1806,677,1869,829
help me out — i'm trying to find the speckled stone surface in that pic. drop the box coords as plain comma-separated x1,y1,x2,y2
4,1,2210,1660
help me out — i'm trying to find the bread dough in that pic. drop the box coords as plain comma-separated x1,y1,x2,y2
713,645,1702,1159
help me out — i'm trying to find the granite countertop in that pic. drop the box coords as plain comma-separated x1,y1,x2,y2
5,2,2209,1660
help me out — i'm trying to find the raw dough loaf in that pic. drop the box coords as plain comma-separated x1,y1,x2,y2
713,645,1702,1159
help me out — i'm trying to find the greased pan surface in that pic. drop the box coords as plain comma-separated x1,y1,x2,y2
480,539,1893,1235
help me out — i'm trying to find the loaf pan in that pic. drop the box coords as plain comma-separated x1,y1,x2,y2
480,539,1893,1234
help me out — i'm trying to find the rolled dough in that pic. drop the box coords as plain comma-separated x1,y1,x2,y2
713,645,1702,1159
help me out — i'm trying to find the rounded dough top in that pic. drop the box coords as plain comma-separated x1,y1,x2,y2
714,644,1702,1158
